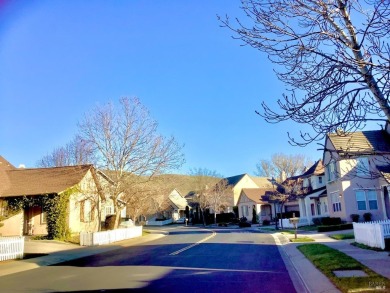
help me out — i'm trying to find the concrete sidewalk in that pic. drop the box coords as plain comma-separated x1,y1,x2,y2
0,233,165,277
272,229,390,293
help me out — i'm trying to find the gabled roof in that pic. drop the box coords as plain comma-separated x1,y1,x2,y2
0,156,15,171
240,188,273,204
0,164,93,197
250,176,273,188
328,130,390,156
224,174,247,186
168,189,188,210
377,165,390,183
301,160,324,177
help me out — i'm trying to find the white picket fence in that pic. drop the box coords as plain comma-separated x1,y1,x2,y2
0,236,24,261
145,218,173,226
279,218,309,228
353,220,390,249
80,226,142,246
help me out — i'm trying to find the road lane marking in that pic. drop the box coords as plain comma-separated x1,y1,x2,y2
169,231,216,255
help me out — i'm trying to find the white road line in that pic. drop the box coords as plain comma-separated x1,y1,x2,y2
154,266,285,274
169,231,217,255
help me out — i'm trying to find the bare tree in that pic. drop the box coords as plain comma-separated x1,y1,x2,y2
37,135,95,167
79,97,185,228
269,176,303,229
220,1,390,146
256,153,312,182
188,168,222,226
207,179,233,224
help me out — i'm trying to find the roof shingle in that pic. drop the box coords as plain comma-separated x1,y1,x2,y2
0,164,93,197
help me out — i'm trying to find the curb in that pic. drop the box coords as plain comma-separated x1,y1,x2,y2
272,233,310,293
273,232,340,293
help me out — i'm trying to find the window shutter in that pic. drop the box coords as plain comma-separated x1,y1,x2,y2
80,200,85,222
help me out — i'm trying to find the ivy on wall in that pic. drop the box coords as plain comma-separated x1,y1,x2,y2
42,188,74,240
2,186,77,240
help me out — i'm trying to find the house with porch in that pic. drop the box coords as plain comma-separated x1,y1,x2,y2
295,160,329,225
224,174,273,208
0,156,117,237
168,189,190,221
323,126,390,222
237,188,273,223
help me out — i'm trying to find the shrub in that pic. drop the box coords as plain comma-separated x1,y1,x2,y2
262,219,270,226
216,212,236,223
317,223,353,232
363,212,372,222
312,217,323,226
321,217,342,226
105,215,116,230
239,222,251,228
350,214,360,223
240,217,247,223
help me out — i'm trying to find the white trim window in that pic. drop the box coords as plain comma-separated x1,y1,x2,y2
355,191,367,210
355,190,378,211
330,192,342,212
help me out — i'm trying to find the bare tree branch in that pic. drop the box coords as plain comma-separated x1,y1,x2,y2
220,0,390,146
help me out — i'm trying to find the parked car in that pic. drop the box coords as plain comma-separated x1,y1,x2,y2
175,217,186,223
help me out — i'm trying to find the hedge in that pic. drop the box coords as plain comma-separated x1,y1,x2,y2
317,223,353,232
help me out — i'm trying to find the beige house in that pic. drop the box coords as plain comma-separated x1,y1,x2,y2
224,174,273,207
0,156,115,236
295,160,329,224
237,188,273,223
323,127,390,222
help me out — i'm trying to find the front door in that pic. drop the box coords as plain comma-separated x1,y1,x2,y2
23,206,40,235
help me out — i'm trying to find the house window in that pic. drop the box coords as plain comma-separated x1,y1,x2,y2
40,207,47,224
330,192,342,212
356,157,369,177
105,206,114,216
355,190,378,211
323,202,328,213
326,161,338,182
80,199,94,223
355,191,367,210
318,176,322,184
367,190,378,210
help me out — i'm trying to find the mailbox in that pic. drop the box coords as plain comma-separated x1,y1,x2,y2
289,217,300,239
289,217,300,226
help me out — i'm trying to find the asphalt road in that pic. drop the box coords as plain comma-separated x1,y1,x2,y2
0,227,297,293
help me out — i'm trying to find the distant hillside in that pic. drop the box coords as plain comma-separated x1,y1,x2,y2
155,174,220,196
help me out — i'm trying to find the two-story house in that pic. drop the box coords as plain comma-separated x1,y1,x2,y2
323,127,390,222
296,160,329,224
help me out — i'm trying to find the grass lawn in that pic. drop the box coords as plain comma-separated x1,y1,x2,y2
298,243,390,292
289,237,314,242
330,233,354,240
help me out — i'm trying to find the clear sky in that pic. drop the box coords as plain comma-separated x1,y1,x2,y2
0,0,324,177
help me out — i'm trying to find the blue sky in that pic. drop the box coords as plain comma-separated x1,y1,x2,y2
0,0,324,177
